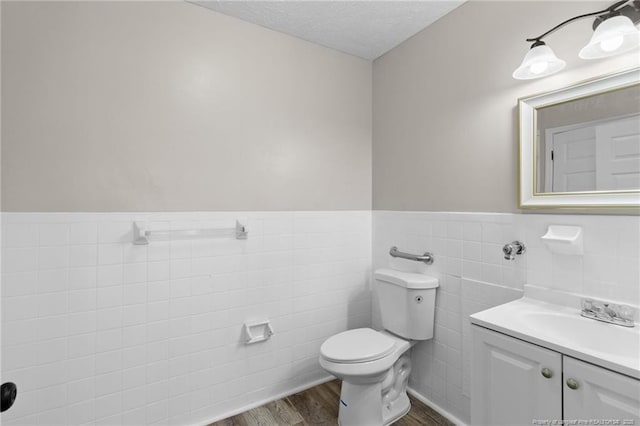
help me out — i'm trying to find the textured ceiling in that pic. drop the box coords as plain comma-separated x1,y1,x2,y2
191,1,466,59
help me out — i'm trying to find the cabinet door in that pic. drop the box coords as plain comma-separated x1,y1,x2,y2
471,325,562,426
564,356,640,423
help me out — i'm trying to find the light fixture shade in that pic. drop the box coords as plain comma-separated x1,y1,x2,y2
579,15,640,59
513,43,566,80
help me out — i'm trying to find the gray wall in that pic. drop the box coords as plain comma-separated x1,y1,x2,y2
372,1,640,213
1,1,372,212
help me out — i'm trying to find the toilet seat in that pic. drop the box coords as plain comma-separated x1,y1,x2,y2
320,328,396,363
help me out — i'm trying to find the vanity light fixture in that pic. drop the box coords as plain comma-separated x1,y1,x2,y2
512,41,566,80
513,0,640,80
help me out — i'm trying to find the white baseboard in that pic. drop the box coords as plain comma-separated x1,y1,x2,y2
194,375,335,426
407,387,468,426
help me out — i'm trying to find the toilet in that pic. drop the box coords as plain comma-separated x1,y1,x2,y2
319,268,439,426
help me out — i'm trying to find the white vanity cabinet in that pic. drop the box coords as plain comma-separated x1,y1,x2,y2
471,325,562,425
472,325,640,426
564,356,640,423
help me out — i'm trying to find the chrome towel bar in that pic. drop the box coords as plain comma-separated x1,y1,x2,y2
389,246,434,265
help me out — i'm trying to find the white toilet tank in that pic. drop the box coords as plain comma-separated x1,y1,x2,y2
374,268,439,340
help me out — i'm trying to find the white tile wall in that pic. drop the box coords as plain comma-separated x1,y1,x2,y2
1,211,371,426
519,214,640,304
2,209,637,425
373,211,640,424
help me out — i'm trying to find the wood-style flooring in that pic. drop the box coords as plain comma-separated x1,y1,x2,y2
210,380,455,426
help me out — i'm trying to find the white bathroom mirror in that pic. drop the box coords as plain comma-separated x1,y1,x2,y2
518,67,640,209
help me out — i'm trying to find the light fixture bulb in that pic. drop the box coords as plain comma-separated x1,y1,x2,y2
529,61,549,75
513,42,566,80
600,33,624,51
579,15,640,59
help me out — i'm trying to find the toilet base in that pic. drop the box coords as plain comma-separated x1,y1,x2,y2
337,381,411,426
382,391,410,425
338,381,383,426
337,353,413,426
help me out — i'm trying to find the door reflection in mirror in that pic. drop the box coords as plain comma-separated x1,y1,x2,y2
535,84,640,194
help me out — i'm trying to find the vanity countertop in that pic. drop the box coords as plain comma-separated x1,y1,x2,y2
470,297,640,380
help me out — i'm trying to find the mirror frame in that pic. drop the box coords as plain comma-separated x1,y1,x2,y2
518,67,640,210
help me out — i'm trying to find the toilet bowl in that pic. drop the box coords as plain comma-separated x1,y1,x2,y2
320,328,415,425
318,269,439,426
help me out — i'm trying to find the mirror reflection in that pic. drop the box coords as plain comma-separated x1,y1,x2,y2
535,84,640,194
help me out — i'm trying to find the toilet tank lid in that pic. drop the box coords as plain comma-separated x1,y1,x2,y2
374,268,439,289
